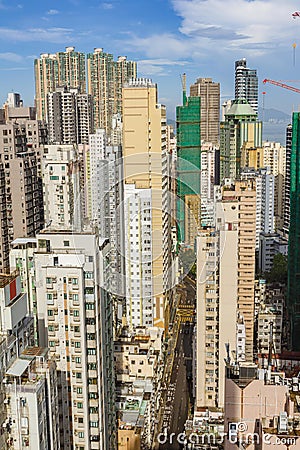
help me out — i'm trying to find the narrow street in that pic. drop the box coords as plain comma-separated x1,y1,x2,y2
156,276,196,449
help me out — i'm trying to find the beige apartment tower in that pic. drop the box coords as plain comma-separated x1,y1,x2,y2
122,78,170,330
87,48,137,135
196,180,256,409
190,77,220,145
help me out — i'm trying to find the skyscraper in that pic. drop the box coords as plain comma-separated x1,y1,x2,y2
190,77,220,145
176,87,201,244
0,104,46,271
196,180,256,409
47,86,93,144
220,99,262,180
235,58,258,113
34,231,116,449
122,78,170,330
34,47,86,121
87,48,136,135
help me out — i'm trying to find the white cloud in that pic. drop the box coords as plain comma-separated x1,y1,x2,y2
123,0,300,76
121,33,190,59
47,9,59,15
172,0,298,51
138,58,190,76
101,2,114,9
0,27,74,43
0,52,23,62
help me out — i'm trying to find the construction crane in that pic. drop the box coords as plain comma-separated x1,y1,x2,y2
263,78,300,94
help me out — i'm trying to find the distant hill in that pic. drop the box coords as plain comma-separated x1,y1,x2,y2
258,107,290,123
167,118,176,128
169,108,290,125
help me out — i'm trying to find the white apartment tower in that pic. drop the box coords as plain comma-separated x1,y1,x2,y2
34,231,116,450
42,144,82,231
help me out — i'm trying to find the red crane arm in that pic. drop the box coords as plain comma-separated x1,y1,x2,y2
263,78,300,94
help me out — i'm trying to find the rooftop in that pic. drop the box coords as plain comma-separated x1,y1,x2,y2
0,270,18,288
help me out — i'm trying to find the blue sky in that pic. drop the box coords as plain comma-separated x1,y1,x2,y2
1,0,300,119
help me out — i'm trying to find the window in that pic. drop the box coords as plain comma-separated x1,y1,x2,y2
73,310,79,317
75,342,81,348
84,272,93,279
85,287,94,294
86,333,95,340
49,341,55,347
88,363,97,370
76,373,82,379
87,348,96,355
77,387,82,394
90,421,99,428
75,357,81,363
89,407,98,414
85,303,95,310
77,402,83,409
63,241,70,247
48,310,54,316
78,432,84,438
89,392,98,399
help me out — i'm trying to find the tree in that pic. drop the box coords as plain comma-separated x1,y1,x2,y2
265,253,287,284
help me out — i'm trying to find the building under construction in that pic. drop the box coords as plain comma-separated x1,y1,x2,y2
176,78,201,245
288,112,300,351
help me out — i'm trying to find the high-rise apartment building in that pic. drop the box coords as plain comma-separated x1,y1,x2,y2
220,99,262,180
82,130,125,332
0,271,47,449
190,77,220,145
176,89,201,244
241,168,275,249
200,142,216,228
235,58,258,113
34,231,116,449
47,86,93,144
122,78,170,330
34,47,86,121
263,141,286,230
196,180,256,409
41,144,82,231
87,48,136,135
284,123,292,235
0,109,46,271
5,347,60,450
